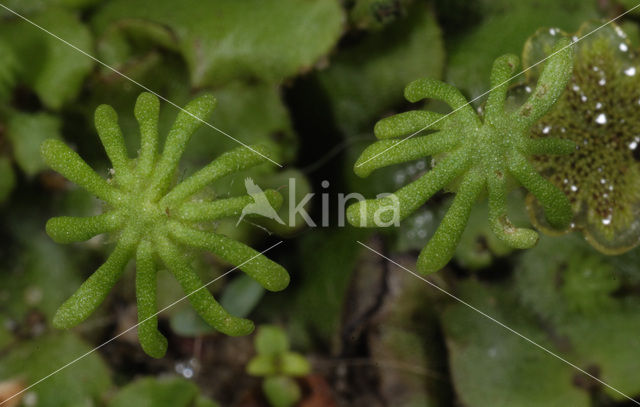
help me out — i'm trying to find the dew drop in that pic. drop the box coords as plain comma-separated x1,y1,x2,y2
595,102,603,110
595,113,607,125
593,66,600,72
525,86,532,93
572,84,581,92
625,66,637,76
630,140,638,150
600,178,607,184
581,95,588,102
602,217,612,226
570,185,578,192
619,43,629,52
549,28,557,36
542,125,551,134
598,78,607,86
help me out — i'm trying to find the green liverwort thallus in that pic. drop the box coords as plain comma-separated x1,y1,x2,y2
42,92,289,358
348,38,576,274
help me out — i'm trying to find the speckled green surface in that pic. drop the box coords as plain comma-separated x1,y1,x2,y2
348,39,575,274
41,92,289,357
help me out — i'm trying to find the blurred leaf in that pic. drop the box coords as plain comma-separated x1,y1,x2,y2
220,274,265,318
262,376,301,407
292,227,369,344
514,235,640,400
0,157,16,203
0,332,112,407
442,280,590,407
107,376,219,407
279,353,310,377
92,0,344,87
0,7,94,109
255,325,289,356
348,0,414,31
0,39,17,100
0,231,83,323
183,81,297,165
444,0,598,100
6,111,61,177
247,354,277,377
317,2,444,135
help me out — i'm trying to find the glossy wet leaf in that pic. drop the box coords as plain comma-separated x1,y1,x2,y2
524,22,640,254
92,0,344,87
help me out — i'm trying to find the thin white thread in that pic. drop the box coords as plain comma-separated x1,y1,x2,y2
356,3,640,168
356,240,640,405
0,241,283,406
0,3,282,168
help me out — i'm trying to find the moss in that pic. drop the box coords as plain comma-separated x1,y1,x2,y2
525,22,640,254
348,38,575,274
41,92,289,358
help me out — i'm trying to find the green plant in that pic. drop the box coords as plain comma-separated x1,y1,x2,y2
41,92,289,358
524,23,640,254
247,325,310,407
348,38,575,274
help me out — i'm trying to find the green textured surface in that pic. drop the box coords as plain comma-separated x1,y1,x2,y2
42,93,289,357
348,39,575,274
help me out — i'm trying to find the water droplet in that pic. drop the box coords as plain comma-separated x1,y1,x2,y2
595,102,603,110
572,36,579,43
593,66,600,72
570,185,578,192
625,66,637,76
549,28,557,36
595,113,607,125
525,86,532,93
602,217,612,226
615,26,626,38
182,367,194,379
581,95,588,102
600,178,607,184
542,125,551,134
572,84,581,92
619,43,629,52
630,141,638,150
598,78,607,86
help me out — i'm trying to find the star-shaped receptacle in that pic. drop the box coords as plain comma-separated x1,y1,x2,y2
42,92,289,358
348,38,575,274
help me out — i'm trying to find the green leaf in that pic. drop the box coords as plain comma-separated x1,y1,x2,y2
0,332,112,407
255,325,289,356
442,280,590,407
317,2,444,135
6,111,61,177
92,0,344,87
0,7,94,109
247,354,277,377
107,376,219,407
444,0,597,100
262,376,301,407
280,352,311,377
220,274,265,319
0,230,84,323
0,157,16,203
